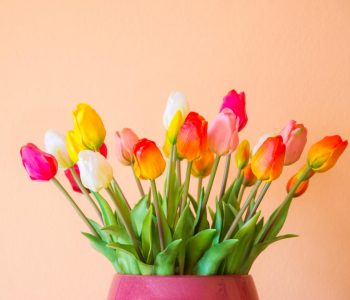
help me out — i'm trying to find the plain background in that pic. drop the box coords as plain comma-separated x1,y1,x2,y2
1,1,349,299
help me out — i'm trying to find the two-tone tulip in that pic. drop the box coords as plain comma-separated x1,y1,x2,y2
208,108,239,156
286,165,315,197
307,135,347,172
163,91,189,144
176,112,208,161
133,139,166,180
251,136,286,181
77,150,113,192
242,163,257,187
280,120,307,165
220,89,247,131
235,140,250,169
44,129,73,169
191,149,215,178
115,128,139,165
20,143,58,181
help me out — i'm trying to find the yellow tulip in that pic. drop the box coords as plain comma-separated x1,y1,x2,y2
66,130,88,163
73,103,106,150
166,110,183,144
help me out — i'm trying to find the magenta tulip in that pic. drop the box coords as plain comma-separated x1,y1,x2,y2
115,128,139,165
280,120,307,165
220,89,247,131
208,108,239,156
20,143,58,181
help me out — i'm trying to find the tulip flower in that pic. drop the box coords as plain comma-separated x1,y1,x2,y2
44,129,73,169
177,112,208,161
64,164,85,193
286,165,315,197
163,91,189,144
73,103,106,150
208,108,239,156
115,128,139,165
133,139,166,180
77,150,113,192
251,136,286,181
252,134,272,155
307,135,348,172
20,143,58,181
235,140,250,169
191,149,215,178
242,163,257,187
66,129,88,163
220,89,247,131
280,120,307,165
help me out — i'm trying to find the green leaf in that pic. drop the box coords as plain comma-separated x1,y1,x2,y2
157,194,173,247
93,192,118,227
185,229,216,274
194,239,239,275
174,204,194,241
114,248,141,274
188,193,198,212
131,195,149,236
102,225,131,244
82,232,121,272
107,242,138,257
155,239,183,275
88,219,110,243
141,206,154,264
221,202,235,241
208,206,215,223
213,201,223,243
220,181,234,204
224,213,260,274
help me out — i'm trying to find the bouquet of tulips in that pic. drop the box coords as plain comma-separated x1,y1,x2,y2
20,90,347,275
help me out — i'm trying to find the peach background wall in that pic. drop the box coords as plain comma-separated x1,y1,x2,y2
1,1,349,299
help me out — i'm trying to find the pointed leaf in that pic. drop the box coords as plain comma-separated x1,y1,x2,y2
141,206,154,264
155,239,183,275
102,225,130,244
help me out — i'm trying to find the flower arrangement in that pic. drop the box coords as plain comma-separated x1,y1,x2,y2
20,90,347,276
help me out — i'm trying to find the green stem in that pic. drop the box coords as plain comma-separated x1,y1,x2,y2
197,177,203,202
106,187,144,260
180,161,193,213
176,159,182,184
150,179,165,250
223,180,262,240
259,166,312,242
131,166,145,197
237,185,246,206
52,178,99,237
219,154,231,200
112,177,131,210
246,181,271,221
69,167,102,222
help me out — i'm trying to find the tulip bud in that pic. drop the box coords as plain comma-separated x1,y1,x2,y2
133,139,166,180
44,129,73,169
280,120,307,165
242,163,257,187
220,89,247,131
235,140,250,169
20,143,58,181
191,149,215,178
77,150,113,192
64,164,87,193
163,91,189,144
115,128,139,165
307,135,347,172
73,103,106,150
208,108,239,156
286,165,315,197
251,136,286,181
177,112,208,161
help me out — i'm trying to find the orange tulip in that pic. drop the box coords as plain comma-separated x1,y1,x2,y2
133,138,166,180
191,149,215,178
176,112,208,161
251,136,286,181
242,163,257,187
307,135,347,172
286,165,315,197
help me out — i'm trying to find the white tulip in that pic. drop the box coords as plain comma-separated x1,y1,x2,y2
44,129,73,168
77,150,113,192
252,133,273,155
163,91,189,130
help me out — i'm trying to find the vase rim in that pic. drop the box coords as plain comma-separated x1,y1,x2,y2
113,274,253,278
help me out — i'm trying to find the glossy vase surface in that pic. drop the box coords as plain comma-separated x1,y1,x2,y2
108,274,259,300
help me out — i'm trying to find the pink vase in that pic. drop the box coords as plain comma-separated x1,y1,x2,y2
108,274,259,300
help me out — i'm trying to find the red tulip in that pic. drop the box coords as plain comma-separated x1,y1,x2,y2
20,143,58,181
176,112,208,161
220,89,247,131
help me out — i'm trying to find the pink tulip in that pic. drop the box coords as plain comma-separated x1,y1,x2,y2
20,143,58,181
280,120,307,165
208,108,239,156
115,128,139,165
220,89,247,131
